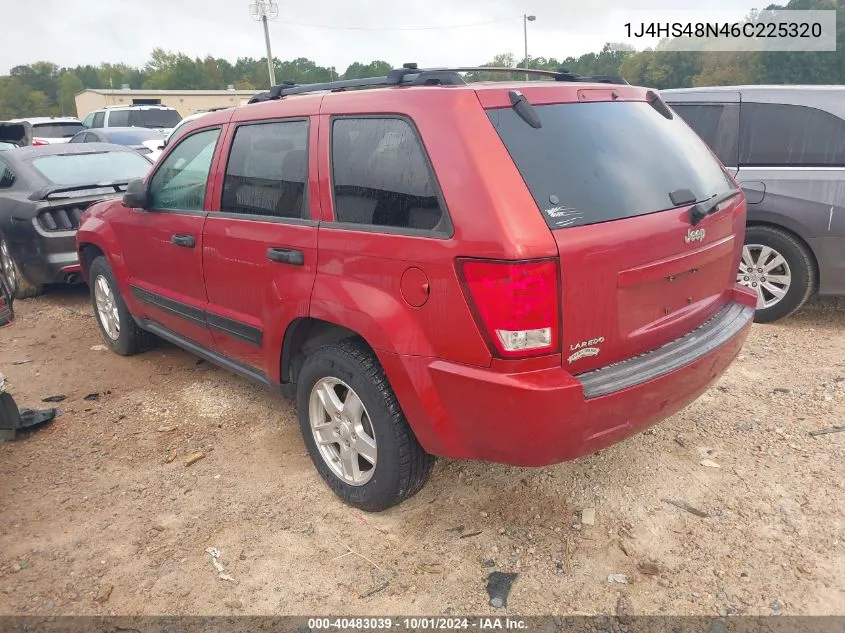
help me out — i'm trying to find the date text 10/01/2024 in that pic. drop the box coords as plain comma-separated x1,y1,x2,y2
307,617,527,630
624,21,823,39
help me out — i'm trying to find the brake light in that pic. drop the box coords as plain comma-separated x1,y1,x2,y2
458,258,560,359
32,138,48,146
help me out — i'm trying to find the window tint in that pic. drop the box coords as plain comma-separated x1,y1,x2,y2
739,102,845,166
129,109,182,129
669,103,739,167
148,128,220,211
92,112,105,128
32,122,84,139
331,118,447,233
82,113,95,128
107,111,130,127
221,121,309,219
488,101,735,230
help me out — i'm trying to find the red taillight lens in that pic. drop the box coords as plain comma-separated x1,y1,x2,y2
458,258,560,359
32,138,48,146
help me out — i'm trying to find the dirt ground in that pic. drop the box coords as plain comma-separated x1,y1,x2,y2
0,287,843,617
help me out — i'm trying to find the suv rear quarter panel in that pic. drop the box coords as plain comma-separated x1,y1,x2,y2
313,89,560,368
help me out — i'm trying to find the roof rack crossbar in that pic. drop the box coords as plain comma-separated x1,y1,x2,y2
247,63,628,103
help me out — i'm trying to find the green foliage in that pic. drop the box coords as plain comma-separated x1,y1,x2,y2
1,0,842,120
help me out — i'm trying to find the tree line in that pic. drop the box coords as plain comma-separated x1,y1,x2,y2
0,0,840,119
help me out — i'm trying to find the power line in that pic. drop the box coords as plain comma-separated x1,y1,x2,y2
275,16,521,32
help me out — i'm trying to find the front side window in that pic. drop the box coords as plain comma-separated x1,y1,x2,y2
221,120,309,220
82,113,95,128
331,117,448,233
739,102,845,166
148,128,220,211
92,112,105,128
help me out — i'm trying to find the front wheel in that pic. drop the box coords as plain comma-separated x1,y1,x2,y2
296,340,435,511
88,256,155,355
737,226,816,324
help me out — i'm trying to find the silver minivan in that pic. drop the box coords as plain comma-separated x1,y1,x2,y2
662,86,845,322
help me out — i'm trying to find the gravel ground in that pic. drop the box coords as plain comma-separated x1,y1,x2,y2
0,288,843,617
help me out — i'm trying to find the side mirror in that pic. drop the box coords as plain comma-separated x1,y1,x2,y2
123,178,148,209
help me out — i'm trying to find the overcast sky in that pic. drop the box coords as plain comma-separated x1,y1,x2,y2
3,0,763,74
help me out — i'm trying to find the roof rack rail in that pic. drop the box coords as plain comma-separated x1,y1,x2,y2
247,63,628,104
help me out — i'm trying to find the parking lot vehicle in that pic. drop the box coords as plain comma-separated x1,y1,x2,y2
147,111,216,162
81,105,182,135
662,86,845,322
0,121,32,150
7,117,84,145
68,127,166,156
0,143,153,299
76,65,756,511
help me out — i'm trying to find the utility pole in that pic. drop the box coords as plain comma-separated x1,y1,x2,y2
249,0,279,87
523,14,536,81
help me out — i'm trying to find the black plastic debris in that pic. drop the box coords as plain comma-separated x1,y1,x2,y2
486,571,518,609
0,392,59,441
42,395,67,403
83,393,100,402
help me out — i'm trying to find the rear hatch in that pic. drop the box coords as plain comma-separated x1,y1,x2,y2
31,122,84,144
486,87,745,373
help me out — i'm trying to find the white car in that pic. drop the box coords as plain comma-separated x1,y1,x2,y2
7,117,84,145
147,111,213,162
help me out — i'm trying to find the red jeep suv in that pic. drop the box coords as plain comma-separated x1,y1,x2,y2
76,65,756,511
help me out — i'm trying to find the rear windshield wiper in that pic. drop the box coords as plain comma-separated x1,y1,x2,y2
669,188,741,226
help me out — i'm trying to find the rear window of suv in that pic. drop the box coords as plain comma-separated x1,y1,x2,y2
32,122,84,138
487,100,735,229
109,109,182,129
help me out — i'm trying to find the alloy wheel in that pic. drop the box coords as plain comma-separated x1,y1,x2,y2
94,275,120,340
0,237,17,294
737,243,792,310
308,377,378,486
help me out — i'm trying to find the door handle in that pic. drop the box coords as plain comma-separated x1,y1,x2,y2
266,247,304,266
171,234,195,248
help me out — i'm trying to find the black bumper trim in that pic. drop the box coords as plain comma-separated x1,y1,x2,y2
576,301,754,400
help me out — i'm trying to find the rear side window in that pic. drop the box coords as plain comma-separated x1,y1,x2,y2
221,120,309,220
488,101,735,229
129,109,182,129
739,102,845,166
107,111,130,127
331,117,448,234
669,103,739,167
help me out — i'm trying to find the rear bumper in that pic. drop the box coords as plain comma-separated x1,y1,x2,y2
382,289,755,467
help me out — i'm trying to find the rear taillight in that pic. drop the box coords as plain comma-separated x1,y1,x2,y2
458,258,560,359
32,138,48,146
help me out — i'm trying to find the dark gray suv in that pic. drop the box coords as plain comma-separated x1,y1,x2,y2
662,86,845,323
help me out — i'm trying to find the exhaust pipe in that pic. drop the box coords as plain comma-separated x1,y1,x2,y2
65,273,82,285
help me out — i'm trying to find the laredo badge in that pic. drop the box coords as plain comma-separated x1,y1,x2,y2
568,337,605,364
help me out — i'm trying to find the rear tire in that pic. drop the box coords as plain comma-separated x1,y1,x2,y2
0,234,42,300
88,256,155,355
296,339,435,512
739,225,816,324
